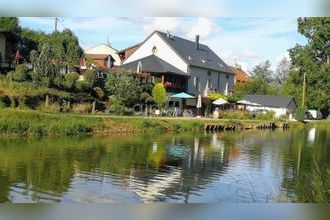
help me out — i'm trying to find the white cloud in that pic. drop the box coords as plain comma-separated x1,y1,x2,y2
186,17,221,39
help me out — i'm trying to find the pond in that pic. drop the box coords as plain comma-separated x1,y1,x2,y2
0,127,329,203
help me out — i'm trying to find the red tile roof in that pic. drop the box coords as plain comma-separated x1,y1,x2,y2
85,54,110,60
231,67,250,82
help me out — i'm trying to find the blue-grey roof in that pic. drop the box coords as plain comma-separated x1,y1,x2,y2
242,94,296,108
156,31,234,74
120,55,187,76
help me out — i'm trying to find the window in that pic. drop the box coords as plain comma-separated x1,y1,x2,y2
152,46,157,54
226,74,229,79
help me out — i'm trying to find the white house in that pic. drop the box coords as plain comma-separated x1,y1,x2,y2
121,30,234,97
242,94,297,118
85,44,122,66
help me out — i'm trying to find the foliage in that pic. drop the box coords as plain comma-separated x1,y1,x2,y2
63,72,79,91
152,83,167,107
285,17,330,117
208,92,227,101
105,69,142,107
250,60,274,83
0,101,5,109
0,17,20,33
295,106,307,122
255,110,275,120
37,103,61,113
83,69,98,90
93,87,105,99
218,110,252,120
7,64,29,82
275,57,292,85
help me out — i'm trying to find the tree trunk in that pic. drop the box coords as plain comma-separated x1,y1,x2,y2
45,95,49,107
92,101,96,114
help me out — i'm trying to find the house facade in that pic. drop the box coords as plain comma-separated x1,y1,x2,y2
121,31,234,97
84,44,121,68
242,94,297,118
231,66,250,84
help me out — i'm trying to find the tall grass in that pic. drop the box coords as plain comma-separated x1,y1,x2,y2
0,110,100,137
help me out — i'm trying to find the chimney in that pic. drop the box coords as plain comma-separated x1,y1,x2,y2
195,35,200,50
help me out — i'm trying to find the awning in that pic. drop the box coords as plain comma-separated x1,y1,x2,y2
212,98,228,105
171,92,195,99
237,99,261,106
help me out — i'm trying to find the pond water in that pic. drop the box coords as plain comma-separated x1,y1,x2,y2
0,127,329,203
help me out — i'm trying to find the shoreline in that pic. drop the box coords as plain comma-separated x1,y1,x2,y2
0,109,328,137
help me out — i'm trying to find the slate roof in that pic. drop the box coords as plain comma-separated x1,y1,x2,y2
120,55,187,76
156,31,234,74
242,94,296,108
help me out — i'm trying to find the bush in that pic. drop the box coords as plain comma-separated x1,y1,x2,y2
152,83,167,107
7,64,29,82
71,103,92,114
218,110,252,119
256,110,275,120
295,106,307,122
0,101,6,109
208,92,227,101
64,72,79,90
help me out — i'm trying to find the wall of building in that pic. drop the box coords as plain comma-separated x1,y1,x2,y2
0,33,6,64
85,44,121,66
187,66,234,97
123,32,188,73
246,106,288,117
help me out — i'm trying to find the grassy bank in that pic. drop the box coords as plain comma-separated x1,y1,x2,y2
0,109,299,137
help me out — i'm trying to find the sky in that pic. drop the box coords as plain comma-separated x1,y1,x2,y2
19,17,308,72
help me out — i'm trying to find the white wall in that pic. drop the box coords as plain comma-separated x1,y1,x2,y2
123,32,188,73
85,44,121,66
246,106,288,118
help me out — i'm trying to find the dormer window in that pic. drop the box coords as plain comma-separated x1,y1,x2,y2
187,55,191,61
202,59,208,63
219,63,224,68
152,46,157,54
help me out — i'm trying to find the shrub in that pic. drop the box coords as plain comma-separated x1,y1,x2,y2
295,106,307,122
256,110,275,120
76,80,90,92
64,72,79,90
208,92,227,101
7,64,29,82
218,110,252,119
0,100,6,109
152,83,167,108
71,103,92,114
93,87,105,99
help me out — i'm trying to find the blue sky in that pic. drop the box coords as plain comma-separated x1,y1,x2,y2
19,17,307,72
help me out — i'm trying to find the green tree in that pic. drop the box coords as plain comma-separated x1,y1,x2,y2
0,17,20,33
250,60,274,83
63,72,79,91
152,83,167,108
8,64,29,82
275,57,292,85
285,17,330,116
105,69,142,107
83,69,98,90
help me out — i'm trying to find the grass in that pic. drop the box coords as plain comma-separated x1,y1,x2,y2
0,109,296,137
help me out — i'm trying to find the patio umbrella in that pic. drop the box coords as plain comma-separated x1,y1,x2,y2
212,98,228,106
196,94,202,108
171,92,195,99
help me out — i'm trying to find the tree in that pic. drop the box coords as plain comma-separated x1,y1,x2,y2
285,17,330,116
63,72,79,91
275,57,292,85
0,17,20,33
8,64,29,82
83,69,98,90
152,83,167,108
104,69,141,107
250,60,274,83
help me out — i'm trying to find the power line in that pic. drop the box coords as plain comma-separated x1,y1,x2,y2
55,18,90,48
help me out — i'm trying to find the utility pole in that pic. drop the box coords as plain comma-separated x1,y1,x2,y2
302,71,306,107
55,17,58,33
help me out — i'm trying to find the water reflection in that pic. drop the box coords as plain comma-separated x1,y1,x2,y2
0,128,328,203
